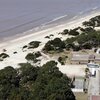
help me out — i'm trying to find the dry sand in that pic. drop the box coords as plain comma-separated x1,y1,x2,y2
0,11,100,76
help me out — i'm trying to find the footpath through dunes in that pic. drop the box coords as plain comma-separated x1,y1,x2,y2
0,11,100,69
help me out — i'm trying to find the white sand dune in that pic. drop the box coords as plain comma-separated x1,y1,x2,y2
0,11,100,76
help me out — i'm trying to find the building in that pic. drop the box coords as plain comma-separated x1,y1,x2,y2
71,52,88,64
87,63,99,76
71,52,100,64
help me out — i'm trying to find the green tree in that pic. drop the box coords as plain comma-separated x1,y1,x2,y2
0,66,19,100
28,41,41,49
19,63,39,84
0,61,76,100
32,61,75,100
43,38,65,52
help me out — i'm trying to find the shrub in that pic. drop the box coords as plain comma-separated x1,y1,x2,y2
0,53,9,58
43,38,65,52
25,53,35,61
58,56,68,65
23,45,28,49
58,57,62,63
28,41,41,49
68,29,79,36
82,15,100,28
35,51,42,58
62,29,69,35
45,36,50,39
82,21,95,27
25,52,41,63
81,42,92,49
13,52,17,54
81,27,96,34
50,34,54,36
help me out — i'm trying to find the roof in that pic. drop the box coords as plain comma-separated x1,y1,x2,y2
71,52,100,61
89,55,95,60
87,63,99,68
92,95,100,100
71,53,88,61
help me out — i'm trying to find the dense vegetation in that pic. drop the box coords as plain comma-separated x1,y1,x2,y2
58,56,68,65
0,61,76,100
64,28,100,51
43,38,65,52
44,15,100,52
0,53,9,61
61,28,79,36
23,41,41,50
43,16,100,52
43,27,100,52
82,15,100,28
25,51,41,63
28,41,41,49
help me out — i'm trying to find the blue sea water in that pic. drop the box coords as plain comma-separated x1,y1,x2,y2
0,0,100,40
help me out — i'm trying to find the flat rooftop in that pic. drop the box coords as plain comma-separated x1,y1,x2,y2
71,52,100,61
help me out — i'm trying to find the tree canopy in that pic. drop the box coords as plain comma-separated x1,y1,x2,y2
43,38,65,52
0,61,76,100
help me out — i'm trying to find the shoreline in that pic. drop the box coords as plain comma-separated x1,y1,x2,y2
0,11,100,49
0,11,100,70
1,7,100,43
0,9,100,43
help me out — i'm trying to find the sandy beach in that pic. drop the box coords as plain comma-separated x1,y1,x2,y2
0,11,100,76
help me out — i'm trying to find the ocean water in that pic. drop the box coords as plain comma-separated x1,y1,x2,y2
0,0,100,40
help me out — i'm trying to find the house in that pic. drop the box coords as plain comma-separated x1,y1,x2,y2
71,52,100,64
71,52,88,64
87,63,99,76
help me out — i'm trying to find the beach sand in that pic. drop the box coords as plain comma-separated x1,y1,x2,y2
0,11,100,76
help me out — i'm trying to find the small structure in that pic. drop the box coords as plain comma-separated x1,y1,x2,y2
87,63,99,76
71,52,100,64
71,52,88,64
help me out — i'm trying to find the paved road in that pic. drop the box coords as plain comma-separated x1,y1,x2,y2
88,68,100,95
74,78,84,89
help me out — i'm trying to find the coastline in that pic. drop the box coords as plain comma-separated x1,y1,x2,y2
0,10,100,49
0,11,100,71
